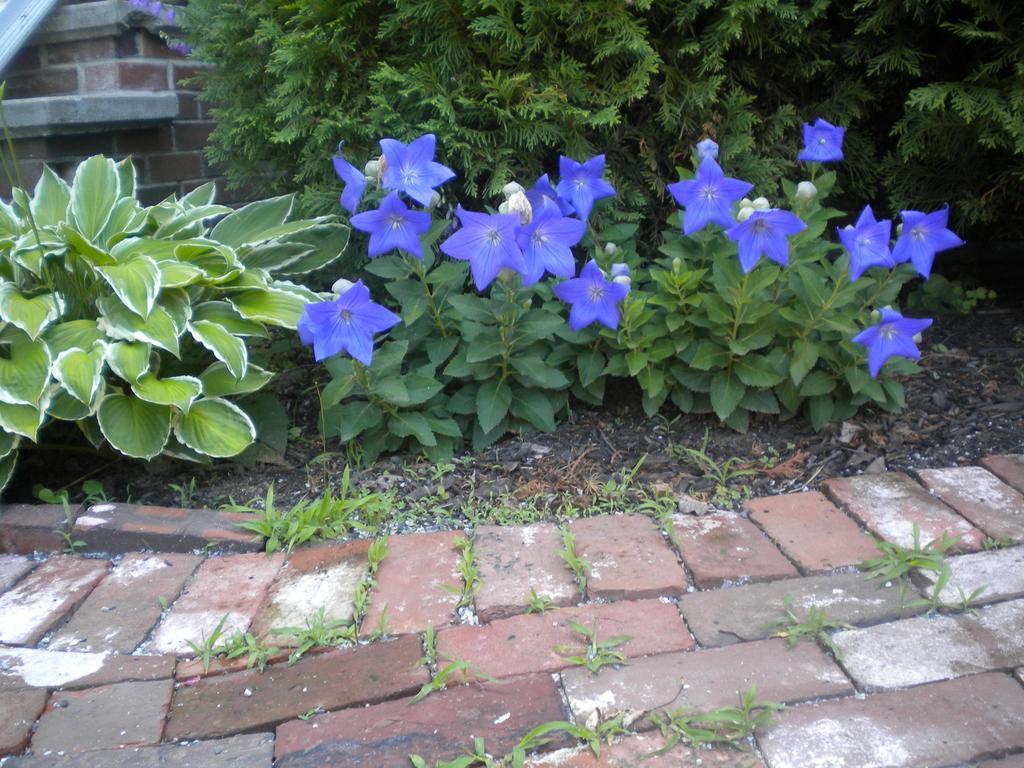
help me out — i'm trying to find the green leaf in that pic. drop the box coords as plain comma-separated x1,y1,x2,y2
96,257,161,318
53,344,106,404
209,194,294,248
710,370,746,421
106,342,151,382
0,430,17,460
62,224,115,266
799,371,837,397
0,330,52,406
806,394,834,431
43,320,104,357
689,341,729,371
227,289,308,328
174,398,256,457
0,400,46,441
0,284,64,340
188,320,248,379
0,451,16,493
200,362,273,398
511,357,570,389
97,296,181,356
157,260,205,288
734,354,785,387
191,301,268,337
476,379,512,433
70,155,119,240
577,349,605,387
510,389,557,431
132,374,202,411
404,374,444,405
389,411,437,447
274,224,352,276
48,387,99,421
466,336,504,363
789,341,819,386
335,400,383,442
364,255,411,280
240,241,315,272
30,166,71,228
98,394,171,459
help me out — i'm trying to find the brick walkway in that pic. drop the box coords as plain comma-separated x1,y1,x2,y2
0,456,1022,766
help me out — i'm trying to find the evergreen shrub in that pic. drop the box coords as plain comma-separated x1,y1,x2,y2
181,0,1024,235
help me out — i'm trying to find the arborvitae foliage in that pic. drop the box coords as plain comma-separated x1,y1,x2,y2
181,0,1024,236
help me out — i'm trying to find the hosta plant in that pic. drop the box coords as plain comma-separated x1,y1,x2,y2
0,155,350,490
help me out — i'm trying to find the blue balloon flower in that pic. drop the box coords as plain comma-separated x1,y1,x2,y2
332,154,366,215
798,118,845,162
725,209,807,273
515,207,586,285
297,281,400,365
667,156,754,235
526,173,575,217
350,191,431,259
891,206,965,279
555,155,616,221
553,260,630,331
440,206,528,291
839,205,895,281
380,133,455,207
853,309,933,378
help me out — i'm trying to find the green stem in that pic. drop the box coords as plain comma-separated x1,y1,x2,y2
858,270,898,314
0,95,43,286
407,254,448,337
729,274,751,342
797,272,848,343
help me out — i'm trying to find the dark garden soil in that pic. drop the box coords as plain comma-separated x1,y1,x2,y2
5,299,1024,523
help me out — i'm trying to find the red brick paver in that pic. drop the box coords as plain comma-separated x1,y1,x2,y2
562,638,851,725
920,545,1024,603
72,503,262,553
250,541,369,643
0,556,109,646
0,504,73,554
569,514,687,599
474,522,577,621
756,673,1024,768
981,453,1024,493
0,647,173,691
164,634,427,741
915,465,1024,542
31,680,174,754
49,553,201,653
359,531,462,637
823,471,985,552
437,599,692,680
274,674,568,768
524,734,765,767
0,554,34,591
0,689,47,756
669,512,798,588
2,733,275,767
745,491,879,572
148,552,283,655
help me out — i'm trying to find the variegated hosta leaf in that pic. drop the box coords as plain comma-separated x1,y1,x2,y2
157,260,204,289
30,166,71,229
239,241,315,272
0,330,52,406
153,204,232,239
52,343,107,404
131,373,201,411
0,283,64,340
97,295,180,357
0,450,16,493
188,320,247,380
43,320,104,357
174,397,256,458
274,224,351,277
199,362,273,398
97,393,171,460
96,256,161,319
0,393,49,441
208,194,294,249
192,301,268,338
61,223,115,266
227,288,308,328
47,382,104,421
106,342,151,382
0,429,18,460
159,288,193,336
70,155,119,240
0,200,20,239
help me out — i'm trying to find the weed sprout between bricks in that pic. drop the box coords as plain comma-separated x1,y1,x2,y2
299,121,967,462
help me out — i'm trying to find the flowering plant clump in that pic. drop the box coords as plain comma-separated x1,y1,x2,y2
304,121,961,461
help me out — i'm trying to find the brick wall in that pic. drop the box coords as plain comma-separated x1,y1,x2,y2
0,2,247,206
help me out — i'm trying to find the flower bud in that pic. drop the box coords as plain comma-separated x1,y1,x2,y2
896,223,903,237
696,138,719,161
610,263,630,280
796,181,817,201
736,205,755,222
428,191,441,210
507,190,533,225
672,257,682,273
376,155,388,186
332,277,355,296
613,275,631,286
502,181,525,199
739,198,753,209
752,196,771,211
497,268,517,285
498,201,509,215
363,159,379,179
604,242,618,256
912,332,923,343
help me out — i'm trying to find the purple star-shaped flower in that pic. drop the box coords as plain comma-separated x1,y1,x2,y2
798,118,845,163
555,155,616,221
696,138,719,161
380,134,455,207
853,309,932,378
839,205,895,281
526,173,575,216
725,209,807,273
891,206,965,279
553,260,630,331
515,207,586,285
332,153,366,215
667,156,754,235
350,191,431,259
440,206,528,291
297,280,400,365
